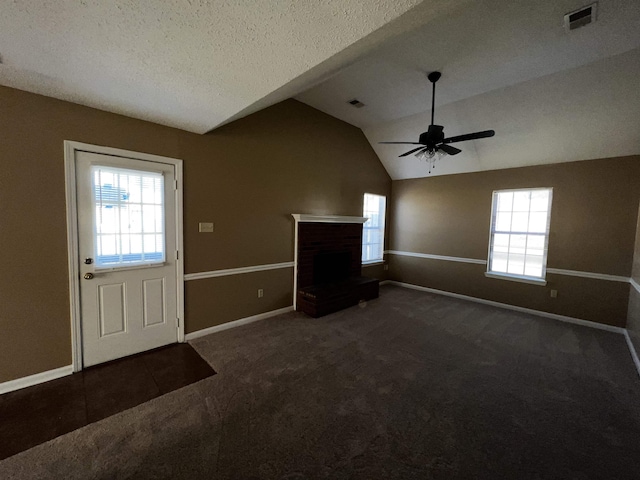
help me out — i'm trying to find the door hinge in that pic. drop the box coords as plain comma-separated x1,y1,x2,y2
175,250,179,260
174,179,178,191
176,317,180,328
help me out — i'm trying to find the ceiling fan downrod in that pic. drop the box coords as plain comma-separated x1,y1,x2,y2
427,71,441,126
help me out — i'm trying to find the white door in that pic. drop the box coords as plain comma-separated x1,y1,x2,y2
75,151,179,367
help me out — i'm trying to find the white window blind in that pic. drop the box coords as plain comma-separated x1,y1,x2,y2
92,166,165,268
362,193,386,263
487,188,552,281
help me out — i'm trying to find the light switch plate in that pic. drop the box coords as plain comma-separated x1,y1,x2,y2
199,222,214,233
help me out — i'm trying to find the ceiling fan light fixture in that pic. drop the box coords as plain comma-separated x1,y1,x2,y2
415,148,445,173
415,148,443,161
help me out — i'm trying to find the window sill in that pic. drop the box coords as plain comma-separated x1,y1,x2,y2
484,272,547,286
362,260,385,266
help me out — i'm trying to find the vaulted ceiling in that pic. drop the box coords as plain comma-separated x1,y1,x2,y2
2,0,639,179
296,0,640,178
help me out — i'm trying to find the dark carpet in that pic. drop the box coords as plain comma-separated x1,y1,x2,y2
0,285,638,479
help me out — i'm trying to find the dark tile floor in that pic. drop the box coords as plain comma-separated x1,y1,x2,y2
0,343,215,461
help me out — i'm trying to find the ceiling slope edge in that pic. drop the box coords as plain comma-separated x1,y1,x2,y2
363,47,640,180
209,0,474,133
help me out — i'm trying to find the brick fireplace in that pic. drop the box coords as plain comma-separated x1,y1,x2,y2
292,214,379,317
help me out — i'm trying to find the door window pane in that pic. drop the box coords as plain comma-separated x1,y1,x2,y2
93,166,165,267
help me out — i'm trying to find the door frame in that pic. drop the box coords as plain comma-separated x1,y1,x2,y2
64,141,185,372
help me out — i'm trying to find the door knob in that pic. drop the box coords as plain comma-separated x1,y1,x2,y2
84,273,94,280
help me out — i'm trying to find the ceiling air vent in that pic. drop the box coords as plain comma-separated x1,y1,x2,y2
564,3,597,32
347,99,365,108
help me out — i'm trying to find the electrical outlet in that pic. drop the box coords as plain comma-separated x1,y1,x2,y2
550,289,558,298
384,264,389,271
257,288,264,298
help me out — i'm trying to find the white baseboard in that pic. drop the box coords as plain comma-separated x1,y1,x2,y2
185,306,294,341
0,365,73,395
379,280,391,286
385,281,625,334
624,330,640,378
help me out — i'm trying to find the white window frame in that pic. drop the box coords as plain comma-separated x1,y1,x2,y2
485,187,553,286
362,193,386,264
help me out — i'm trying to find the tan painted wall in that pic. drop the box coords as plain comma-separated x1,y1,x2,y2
632,203,640,283
186,269,294,331
389,157,640,327
362,261,388,282
627,202,640,352
0,86,391,383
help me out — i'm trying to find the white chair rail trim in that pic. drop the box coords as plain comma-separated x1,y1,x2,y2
185,262,294,281
386,250,486,265
387,250,632,284
291,214,368,224
546,268,629,283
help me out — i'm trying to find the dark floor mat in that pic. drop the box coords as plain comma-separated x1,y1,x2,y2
0,343,215,460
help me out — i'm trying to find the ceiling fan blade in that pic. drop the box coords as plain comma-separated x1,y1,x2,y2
438,144,462,156
442,130,495,144
379,141,423,145
399,146,426,157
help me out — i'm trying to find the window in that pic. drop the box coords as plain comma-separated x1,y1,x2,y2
93,166,165,268
486,188,552,284
362,193,386,263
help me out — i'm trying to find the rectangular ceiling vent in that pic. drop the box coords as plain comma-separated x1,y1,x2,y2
564,3,597,32
347,99,365,108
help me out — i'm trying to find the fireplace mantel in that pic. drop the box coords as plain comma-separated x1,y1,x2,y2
291,214,368,224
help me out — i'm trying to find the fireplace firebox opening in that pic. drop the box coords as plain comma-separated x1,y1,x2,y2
313,251,351,285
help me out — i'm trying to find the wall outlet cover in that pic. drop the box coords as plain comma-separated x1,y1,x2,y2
199,222,214,233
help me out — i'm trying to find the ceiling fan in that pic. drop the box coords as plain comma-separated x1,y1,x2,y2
380,71,495,171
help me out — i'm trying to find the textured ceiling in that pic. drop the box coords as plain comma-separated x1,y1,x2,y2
0,0,465,134
2,0,639,179
296,0,640,179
